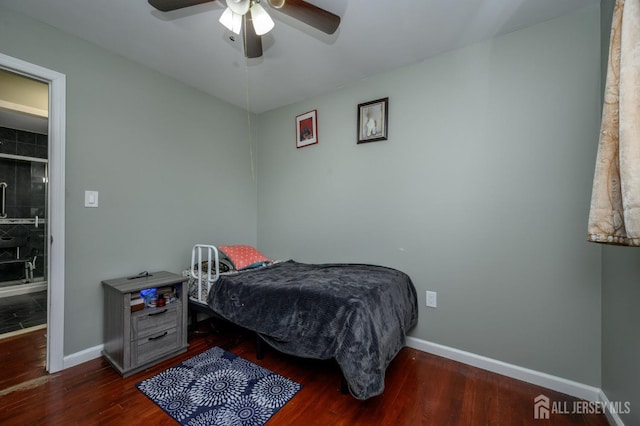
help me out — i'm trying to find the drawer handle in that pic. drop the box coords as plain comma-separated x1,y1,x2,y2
148,331,168,341
148,309,168,317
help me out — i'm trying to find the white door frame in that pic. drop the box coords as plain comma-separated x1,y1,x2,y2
0,53,66,373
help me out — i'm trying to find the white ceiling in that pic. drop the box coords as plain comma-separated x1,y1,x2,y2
0,0,598,114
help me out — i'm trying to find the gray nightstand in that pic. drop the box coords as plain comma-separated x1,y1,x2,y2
102,271,188,376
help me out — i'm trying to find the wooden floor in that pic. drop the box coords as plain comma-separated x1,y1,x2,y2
0,322,609,425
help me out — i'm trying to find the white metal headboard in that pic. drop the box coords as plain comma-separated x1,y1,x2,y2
190,244,220,303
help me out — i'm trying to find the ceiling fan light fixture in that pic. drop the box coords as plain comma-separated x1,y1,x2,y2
219,7,242,34
250,3,274,36
226,0,250,15
267,0,285,9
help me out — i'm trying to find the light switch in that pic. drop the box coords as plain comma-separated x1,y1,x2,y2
85,190,99,208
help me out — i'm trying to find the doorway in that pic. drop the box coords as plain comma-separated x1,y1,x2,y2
0,68,49,335
0,53,66,373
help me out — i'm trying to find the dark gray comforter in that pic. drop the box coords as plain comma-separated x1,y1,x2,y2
206,260,418,399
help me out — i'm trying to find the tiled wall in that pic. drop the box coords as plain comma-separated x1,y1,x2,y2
0,126,48,159
0,126,47,282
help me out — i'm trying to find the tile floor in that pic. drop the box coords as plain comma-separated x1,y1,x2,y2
0,290,47,334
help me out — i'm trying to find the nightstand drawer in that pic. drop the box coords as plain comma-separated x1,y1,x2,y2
131,304,178,340
132,327,179,366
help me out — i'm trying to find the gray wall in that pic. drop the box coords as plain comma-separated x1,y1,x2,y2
257,6,603,386
0,6,258,354
602,247,640,425
600,0,640,424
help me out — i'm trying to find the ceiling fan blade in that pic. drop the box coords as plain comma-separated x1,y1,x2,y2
148,0,215,12
243,14,263,58
267,0,340,34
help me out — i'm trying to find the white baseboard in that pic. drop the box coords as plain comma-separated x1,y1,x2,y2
405,337,601,402
63,344,103,370
599,389,626,426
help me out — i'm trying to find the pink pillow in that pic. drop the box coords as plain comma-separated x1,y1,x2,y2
218,245,270,270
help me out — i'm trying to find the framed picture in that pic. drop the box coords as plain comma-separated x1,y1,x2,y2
296,109,318,148
357,97,388,143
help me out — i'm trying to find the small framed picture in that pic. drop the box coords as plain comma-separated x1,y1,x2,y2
357,97,388,144
296,110,318,148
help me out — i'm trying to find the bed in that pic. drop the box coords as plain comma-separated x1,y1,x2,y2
186,244,418,400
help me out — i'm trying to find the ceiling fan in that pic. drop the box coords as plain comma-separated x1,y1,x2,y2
147,0,341,59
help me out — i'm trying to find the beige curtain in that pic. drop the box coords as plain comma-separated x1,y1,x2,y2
588,0,640,246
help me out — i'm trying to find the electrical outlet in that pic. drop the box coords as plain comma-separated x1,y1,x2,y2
426,291,437,308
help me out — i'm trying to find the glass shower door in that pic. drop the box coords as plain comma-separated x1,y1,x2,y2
0,156,48,286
